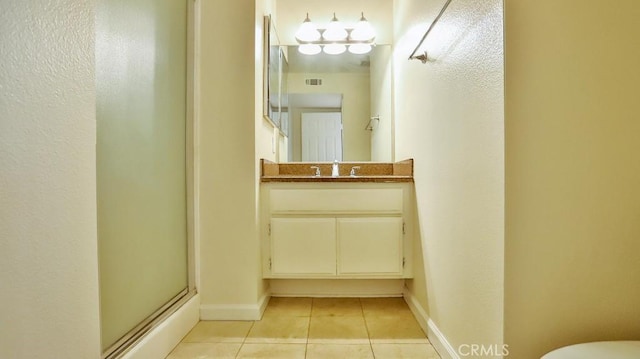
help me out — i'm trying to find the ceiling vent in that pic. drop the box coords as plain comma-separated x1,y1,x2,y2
305,78,323,86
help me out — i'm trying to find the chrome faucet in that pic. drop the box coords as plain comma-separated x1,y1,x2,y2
350,166,361,177
310,166,321,177
332,160,339,177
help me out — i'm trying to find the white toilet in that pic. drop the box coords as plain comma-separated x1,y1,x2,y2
542,341,640,359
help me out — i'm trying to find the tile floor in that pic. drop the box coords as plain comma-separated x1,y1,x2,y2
166,297,441,359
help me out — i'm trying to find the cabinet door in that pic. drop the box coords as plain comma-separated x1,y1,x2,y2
337,217,403,276
271,218,336,276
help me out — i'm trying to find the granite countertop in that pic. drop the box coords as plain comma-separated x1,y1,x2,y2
260,175,414,183
260,159,414,183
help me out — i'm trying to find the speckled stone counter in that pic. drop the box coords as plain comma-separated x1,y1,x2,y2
261,159,413,183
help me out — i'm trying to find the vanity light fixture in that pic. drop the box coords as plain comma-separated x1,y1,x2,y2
295,12,376,55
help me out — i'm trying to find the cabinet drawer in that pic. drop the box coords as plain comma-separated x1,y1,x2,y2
270,188,403,213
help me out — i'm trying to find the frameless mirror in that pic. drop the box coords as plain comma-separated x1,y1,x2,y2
270,0,395,163
281,45,393,163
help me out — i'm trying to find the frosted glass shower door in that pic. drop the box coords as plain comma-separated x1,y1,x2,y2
96,0,189,352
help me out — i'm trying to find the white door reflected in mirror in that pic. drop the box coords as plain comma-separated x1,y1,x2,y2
301,112,343,162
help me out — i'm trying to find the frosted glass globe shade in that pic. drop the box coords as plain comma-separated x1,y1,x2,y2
322,14,348,41
298,44,321,55
323,43,346,55
348,43,372,54
350,14,376,41
295,15,321,42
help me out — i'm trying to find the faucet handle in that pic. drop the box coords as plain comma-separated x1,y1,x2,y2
310,166,321,177
350,166,361,177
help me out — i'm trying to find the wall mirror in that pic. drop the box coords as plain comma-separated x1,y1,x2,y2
283,45,392,163
266,0,394,163
263,15,288,132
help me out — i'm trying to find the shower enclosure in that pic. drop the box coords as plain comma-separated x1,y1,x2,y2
96,0,195,357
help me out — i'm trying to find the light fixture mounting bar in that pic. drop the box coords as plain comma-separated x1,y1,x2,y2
295,29,375,45
297,40,375,45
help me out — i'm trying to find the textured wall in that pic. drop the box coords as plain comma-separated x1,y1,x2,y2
504,1,640,357
394,0,504,357
0,0,100,358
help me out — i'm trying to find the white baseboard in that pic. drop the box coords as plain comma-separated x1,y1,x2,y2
427,319,459,359
402,287,429,334
403,288,458,359
121,293,200,359
270,279,405,297
258,291,271,318
200,291,270,320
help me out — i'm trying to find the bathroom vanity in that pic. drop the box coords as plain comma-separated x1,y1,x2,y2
260,160,414,279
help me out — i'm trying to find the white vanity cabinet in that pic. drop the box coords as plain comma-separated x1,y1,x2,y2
261,182,413,279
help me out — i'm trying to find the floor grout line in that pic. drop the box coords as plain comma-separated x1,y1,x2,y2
359,298,377,359
304,298,313,358
234,320,255,359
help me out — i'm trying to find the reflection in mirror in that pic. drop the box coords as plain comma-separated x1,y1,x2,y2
279,45,393,162
263,16,274,124
286,94,343,162
280,51,289,135
272,0,394,163
264,15,288,130
267,43,281,126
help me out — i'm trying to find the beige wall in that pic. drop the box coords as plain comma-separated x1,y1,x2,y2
289,72,371,161
0,0,101,358
504,1,640,357
394,0,504,357
199,0,273,315
370,45,394,162
256,0,278,299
